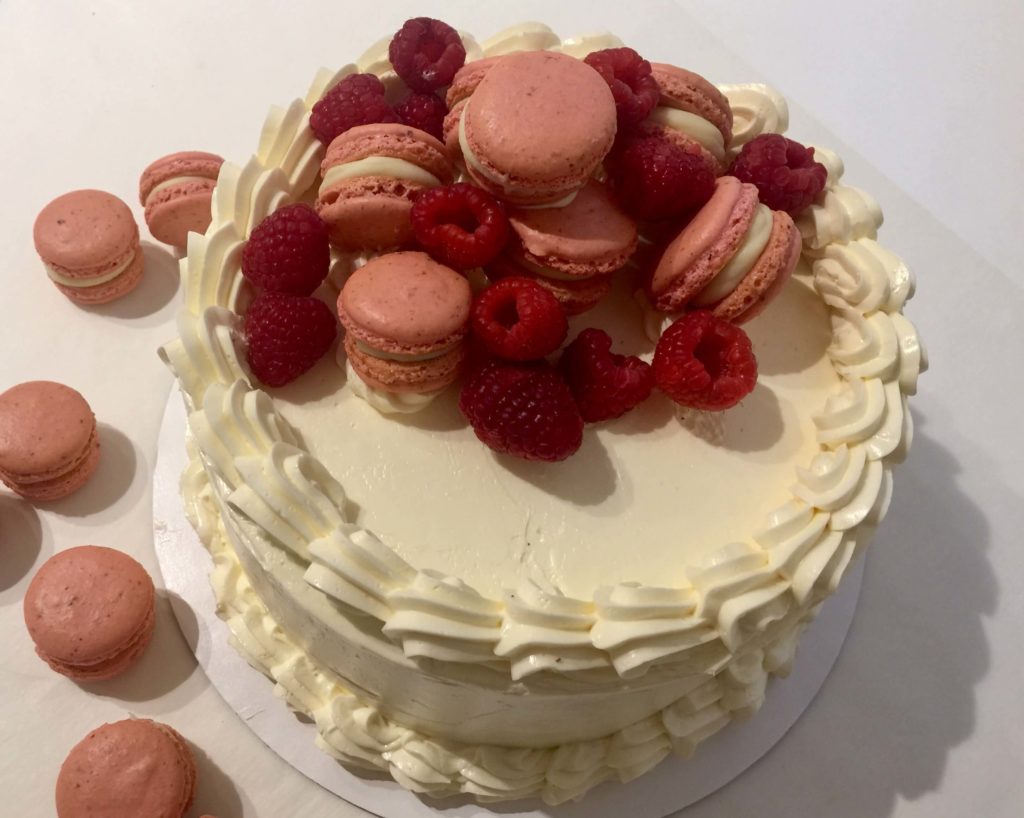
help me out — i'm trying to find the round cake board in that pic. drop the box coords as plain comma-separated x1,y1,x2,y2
154,388,865,818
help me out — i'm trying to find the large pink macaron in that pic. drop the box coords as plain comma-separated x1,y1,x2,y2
56,718,196,818
24,545,155,681
139,151,224,247
33,190,143,305
316,123,455,252
459,51,617,207
338,251,471,394
491,180,638,314
0,381,99,501
647,176,800,323
637,63,734,176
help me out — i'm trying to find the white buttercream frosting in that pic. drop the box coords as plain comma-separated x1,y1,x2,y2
693,204,773,306
157,25,924,805
718,83,789,153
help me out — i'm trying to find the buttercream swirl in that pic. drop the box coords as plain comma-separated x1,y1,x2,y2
157,23,926,804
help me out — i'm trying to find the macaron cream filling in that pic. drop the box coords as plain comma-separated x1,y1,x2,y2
458,98,579,208
693,204,773,306
353,338,460,363
320,156,442,196
648,106,726,163
44,252,136,288
144,175,216,203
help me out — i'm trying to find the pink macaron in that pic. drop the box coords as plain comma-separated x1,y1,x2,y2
317,123,455,252
490,180,638,315
637,63,734,176
338,251,471,394
33,190,143,305
458,50,617,207
442,56,504,156
24,545,155,681
139,151,224,247
0,381,99,501
646,176,800,322
56,718,196,818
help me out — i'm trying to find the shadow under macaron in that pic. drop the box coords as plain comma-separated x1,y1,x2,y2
83,241,181,323
0,493,50,603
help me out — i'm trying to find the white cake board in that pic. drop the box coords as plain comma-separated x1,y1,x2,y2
153,388,864,818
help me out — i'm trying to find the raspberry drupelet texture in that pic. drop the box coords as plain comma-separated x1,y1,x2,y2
310,74,398,146
652,311,757,410
389,17,467,93
471,277,568,362
459,360,584,462
411,183,510,270
395,92,448,141
607,134,716,222
241,203,331,296
559,328,654,422
244,293,338,387
584,48,661,129
730,134,828,216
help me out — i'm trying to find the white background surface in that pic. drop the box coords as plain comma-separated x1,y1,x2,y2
0,1,1021,816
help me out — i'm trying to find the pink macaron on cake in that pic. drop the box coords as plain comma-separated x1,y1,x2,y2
456,50,618,207
338,251,472,412
0,381,100,501
56,718,196,818
24,545,156,681
316,123,455,251
636,63,734,177
139,151,224,247
33,189,143,305
442,55,503,155
644,175,802,325
488,179,638,315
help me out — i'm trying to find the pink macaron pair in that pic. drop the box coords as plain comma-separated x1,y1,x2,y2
0,381,100,501
646,175,801,323
139,151,224,247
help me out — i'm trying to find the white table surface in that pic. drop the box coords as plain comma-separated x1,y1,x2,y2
1,1,1021,816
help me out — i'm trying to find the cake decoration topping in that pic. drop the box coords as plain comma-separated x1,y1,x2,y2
730,133,828,217
459,360,583,461
241,203,330,296
309,73,399,146
411,182,510,269
583,47,660,128
243,292,337,387
652,311,758,410
470,276,568,361
559,328,654,422
388,17,467,93
394,91,448,141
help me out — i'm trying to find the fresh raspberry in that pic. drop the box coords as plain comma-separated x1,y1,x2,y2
395,92,448,141
652,311,757,411
244,293,337,387
411,183,509,269
584,48,661,129
309,73,399,146
471,277,567,361
459,360,583,461
388,17,467,93
730,134,827,216
607,134,715,222
241,203,331,296
559,329,654,422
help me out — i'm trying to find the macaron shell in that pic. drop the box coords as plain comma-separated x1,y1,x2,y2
463,51,617,203
56,719,196,818
345,333,464,394
24,546,155,674
442,98,468,158
445,56,504,107
317,178,418,251
0,381,95,482
34,190,139,278
715,211,801,324
321,123,454,184
487,255,612,316
144,179,216,247
38,603,155,681
508,180,638,276
647,177,759,311
5,430,100,502
138,150,223,204
649,63,734,144
338,252,471,354
54,248,144,306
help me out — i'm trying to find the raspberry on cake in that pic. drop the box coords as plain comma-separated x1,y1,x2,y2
159,19,925,807
388,17,467,93
731,133,829,216
394,92,448,141
410,182,510,270
309,73,399,146
470,276,568,361
584,47,661,128
243,293,337,387
241,203,330,296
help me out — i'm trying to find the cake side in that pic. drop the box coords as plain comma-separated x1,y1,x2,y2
159,22,925,804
